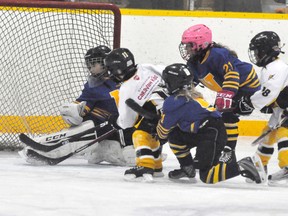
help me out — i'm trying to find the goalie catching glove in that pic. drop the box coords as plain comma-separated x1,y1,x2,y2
60,101,86,126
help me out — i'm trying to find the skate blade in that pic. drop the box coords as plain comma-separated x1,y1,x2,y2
245,178,254,184
153,172,164,178
268,179,288,187
169,177,197,184
124,174,155,183
251,154,267,183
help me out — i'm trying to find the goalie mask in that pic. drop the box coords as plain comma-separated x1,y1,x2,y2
249,31,283,67
104,48,137,83
179,24,212,61
84,45,111,83
162,63,194,94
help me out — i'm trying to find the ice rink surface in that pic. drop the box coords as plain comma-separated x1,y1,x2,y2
1,136,287,216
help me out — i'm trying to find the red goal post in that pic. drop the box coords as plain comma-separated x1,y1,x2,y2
0,0,121,150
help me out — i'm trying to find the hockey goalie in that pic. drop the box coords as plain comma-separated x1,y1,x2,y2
19,45,135,166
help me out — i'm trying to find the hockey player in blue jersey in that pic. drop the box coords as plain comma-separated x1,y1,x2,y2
67,46,119,134
156,63,264,184
179,24,261,164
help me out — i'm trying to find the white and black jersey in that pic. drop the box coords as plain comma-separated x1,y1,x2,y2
251,58,288,126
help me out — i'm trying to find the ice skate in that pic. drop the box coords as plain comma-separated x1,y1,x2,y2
268,167,288,186
153,167,164,178
245,154,267,183
124,166,154,183
168,165,197,183
238,156,263,184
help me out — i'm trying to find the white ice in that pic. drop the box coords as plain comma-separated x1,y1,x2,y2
0,136,287,216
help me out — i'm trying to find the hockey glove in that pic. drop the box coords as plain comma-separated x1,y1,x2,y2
233,96,254,116
60,101,86,126
215,90,235,112
260,105,274,114
281,108,288,127
276,86,288,109
107,114,122,129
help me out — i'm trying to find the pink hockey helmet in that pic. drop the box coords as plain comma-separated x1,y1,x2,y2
181,24,212,51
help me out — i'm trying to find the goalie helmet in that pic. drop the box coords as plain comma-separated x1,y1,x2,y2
162,63,193,94
249,31,282,67
104,48,137,83
84,45,111,78
179,24,212,61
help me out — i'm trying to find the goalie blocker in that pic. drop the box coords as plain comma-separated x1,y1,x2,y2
19,120,136,166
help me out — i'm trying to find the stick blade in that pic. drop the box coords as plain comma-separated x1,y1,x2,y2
251,130,271,146
25,149,71,165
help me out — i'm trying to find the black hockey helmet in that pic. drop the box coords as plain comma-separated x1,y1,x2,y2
104,48,137,83
162,63,194,94
249,31,282,67
84,45,111,72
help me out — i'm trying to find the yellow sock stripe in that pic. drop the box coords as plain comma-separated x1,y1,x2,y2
213,164,220,183
172,150,191,158
169,143,187,149
221,163,227,181
227,137,238,141
206,167,214,183
226,129,239,135
224,123,238,128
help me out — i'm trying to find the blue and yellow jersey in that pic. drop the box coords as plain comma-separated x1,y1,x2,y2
76,79,119,121
156,95,221,139
187,47,260,94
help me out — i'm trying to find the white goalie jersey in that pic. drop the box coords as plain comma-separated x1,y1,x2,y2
117,63,166,129
250,58,288,126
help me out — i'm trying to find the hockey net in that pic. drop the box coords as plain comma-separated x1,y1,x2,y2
0,1,121,150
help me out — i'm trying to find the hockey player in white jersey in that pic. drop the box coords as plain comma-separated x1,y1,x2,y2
104,48,167,182
236,31,288,185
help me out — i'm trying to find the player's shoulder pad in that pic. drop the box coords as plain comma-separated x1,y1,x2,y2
163,95,187,113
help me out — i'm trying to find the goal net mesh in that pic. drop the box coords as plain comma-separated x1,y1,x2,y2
0,1,121,150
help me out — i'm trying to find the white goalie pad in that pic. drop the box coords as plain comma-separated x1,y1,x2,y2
60,101,86,126
85,140,135,166
33,120,95,144
18,147,51,166
18,120,98,164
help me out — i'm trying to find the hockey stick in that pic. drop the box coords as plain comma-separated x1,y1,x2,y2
24,128,117,165
19,121,111,152
251,116,288,146
125,98,159,120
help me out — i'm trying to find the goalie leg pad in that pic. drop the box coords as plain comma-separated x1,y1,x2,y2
122,145,136,167
19,147,51,165
34,120,96,144
86,140,135,166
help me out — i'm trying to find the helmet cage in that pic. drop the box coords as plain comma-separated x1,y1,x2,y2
179,43,190,61
248,31,282,67
85,57,104,70
180,24,212,61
